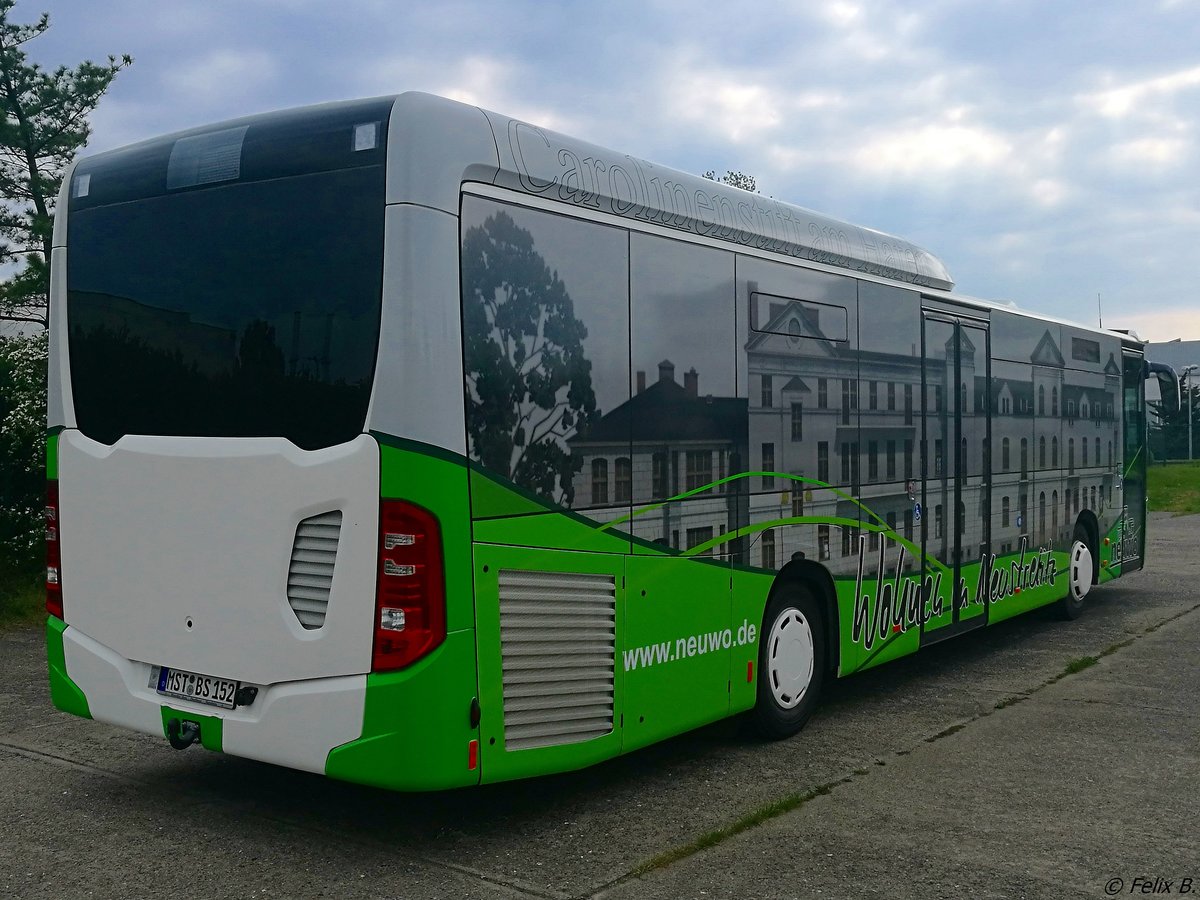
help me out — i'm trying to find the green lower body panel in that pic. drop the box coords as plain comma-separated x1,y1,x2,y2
46,617,91,720
325,628,480,792
981,549,1070,624
838,541,1071,674
730,568,771,714
472,546,624,784
1099,518,1124,582
363,442,1132,786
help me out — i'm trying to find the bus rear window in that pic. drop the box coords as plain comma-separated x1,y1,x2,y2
66,102,388,451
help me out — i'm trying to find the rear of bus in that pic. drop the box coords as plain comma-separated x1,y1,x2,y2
46,97,482,790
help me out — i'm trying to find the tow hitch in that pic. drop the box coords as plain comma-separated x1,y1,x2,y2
166,717,200,750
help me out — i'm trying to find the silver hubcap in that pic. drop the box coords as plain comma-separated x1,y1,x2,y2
1069,540,1093,602
767,608,814,709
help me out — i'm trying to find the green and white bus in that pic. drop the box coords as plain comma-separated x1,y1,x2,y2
46,92,1157,790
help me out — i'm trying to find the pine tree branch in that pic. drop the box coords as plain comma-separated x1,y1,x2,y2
0,311,47,327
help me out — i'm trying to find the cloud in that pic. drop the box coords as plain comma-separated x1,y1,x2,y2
816,1,863,28
361,51,581,135
1030,178,1070,207
160,49,281,109
439,56,579,133
1106,136,1191,169
804,0,926,63
660,61,787,144
1080,64,1200,119
1128,307,1200,342
851,122,1013,177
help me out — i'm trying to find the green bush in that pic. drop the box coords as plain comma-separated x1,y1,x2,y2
0,330,47,573
0,563,42,626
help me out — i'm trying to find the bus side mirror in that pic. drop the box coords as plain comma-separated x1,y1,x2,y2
1146,362,1180,418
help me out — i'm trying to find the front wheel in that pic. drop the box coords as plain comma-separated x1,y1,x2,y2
749,584,827,739
1057,526,1094,620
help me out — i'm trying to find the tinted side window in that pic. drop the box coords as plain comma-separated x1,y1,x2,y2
736,255,858,573
628,233,737,553
461,197,630,513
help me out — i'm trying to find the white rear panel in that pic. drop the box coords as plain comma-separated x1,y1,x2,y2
58,430,379,685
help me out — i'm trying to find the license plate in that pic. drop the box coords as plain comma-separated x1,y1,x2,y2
155,666,238,709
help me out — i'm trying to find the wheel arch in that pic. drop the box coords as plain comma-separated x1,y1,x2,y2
1074,509,1100,584
770,559,841,678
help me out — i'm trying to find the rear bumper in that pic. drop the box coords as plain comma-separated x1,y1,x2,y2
58,622,367,774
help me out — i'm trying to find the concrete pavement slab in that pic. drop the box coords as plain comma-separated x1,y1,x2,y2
597,606,1200,900
0,751,550,900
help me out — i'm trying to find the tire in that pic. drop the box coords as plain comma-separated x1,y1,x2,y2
750,584,827,739
1057,525,1094,620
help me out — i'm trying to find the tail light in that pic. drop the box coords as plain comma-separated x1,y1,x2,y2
373,499,446,671
46,480,63,620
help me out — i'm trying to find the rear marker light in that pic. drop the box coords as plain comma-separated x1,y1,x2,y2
380,607,406,631
468,739,479,771
46,480,63,620
373,499,446,672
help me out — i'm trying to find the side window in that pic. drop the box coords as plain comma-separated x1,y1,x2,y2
857,280,920,566
738,255,858,573
461,196,629,513
592,459,609,505
628,233,736,552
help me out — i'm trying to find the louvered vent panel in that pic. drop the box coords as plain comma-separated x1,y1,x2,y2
287,511,342,630
499,570,616,751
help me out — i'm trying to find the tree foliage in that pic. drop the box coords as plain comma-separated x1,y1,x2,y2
0,5,129,572
0,329,45,569
0,0,130,325
1152,376,1199,461
462,210,597,506
703,169,758,193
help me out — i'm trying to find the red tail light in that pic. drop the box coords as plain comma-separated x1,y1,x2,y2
46,480,63,620
373,499,446,671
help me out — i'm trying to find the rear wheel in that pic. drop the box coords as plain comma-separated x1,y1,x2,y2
1058,525,1094,620
750,584,827,739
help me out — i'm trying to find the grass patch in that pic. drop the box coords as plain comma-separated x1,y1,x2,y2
630,776,852,876
925,721,969,742
0,564,44,629
994,695,1027,710
1100,638,1135,657
1147,460,1200,514
1062,655,1098,675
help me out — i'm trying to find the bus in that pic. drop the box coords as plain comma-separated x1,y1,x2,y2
46,92,1159,790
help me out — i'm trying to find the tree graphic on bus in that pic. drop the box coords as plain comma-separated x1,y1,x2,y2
462,210,598,507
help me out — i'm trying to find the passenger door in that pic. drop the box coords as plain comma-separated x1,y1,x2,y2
921,311,991,642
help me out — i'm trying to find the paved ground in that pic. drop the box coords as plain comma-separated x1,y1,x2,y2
1,513,1197,900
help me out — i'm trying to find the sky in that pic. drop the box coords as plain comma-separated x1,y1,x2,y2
20,0,1200,343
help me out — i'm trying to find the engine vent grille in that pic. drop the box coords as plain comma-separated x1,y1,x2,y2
286,511,342,630
498,569,616,751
